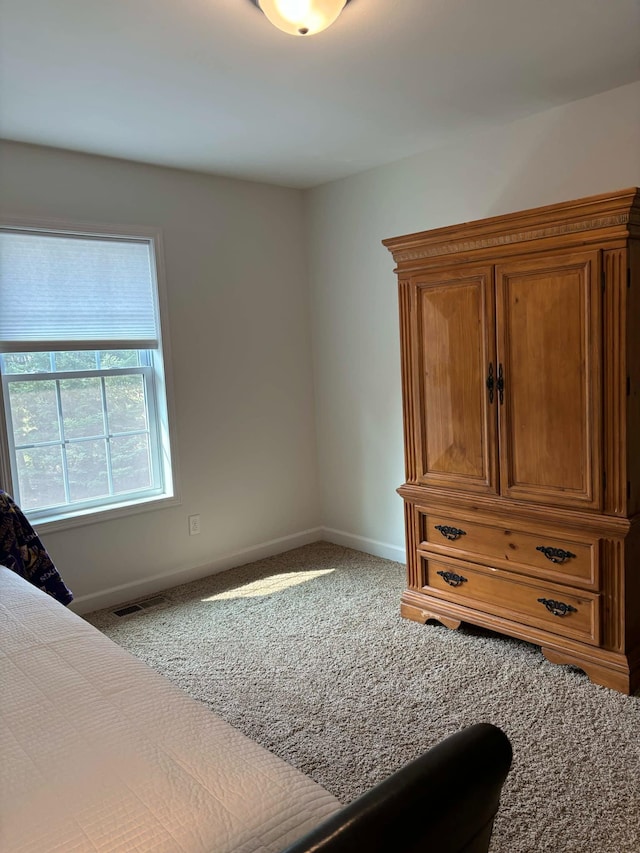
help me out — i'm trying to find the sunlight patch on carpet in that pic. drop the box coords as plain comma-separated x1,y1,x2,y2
201,569,335,601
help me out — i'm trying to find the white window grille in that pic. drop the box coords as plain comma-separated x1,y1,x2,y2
0,224,177,528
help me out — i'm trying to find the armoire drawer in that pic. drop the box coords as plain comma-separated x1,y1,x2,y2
420,556,600,645
420,512,597,587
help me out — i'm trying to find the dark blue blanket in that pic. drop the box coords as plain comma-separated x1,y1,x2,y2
0,490,73,605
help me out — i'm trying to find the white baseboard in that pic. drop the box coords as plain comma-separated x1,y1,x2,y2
321,527,406,563
70,527,324,615
70,525,406,615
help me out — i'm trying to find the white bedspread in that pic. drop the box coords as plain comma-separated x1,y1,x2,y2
0,568,340,852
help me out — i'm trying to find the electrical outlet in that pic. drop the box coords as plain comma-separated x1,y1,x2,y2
188,514,201,536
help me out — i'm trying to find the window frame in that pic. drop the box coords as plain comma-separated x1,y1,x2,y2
0,215,181,533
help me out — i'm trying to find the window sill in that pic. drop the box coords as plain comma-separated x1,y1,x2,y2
32,493,181,535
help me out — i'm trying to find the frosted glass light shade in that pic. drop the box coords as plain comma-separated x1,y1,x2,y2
256,0,348,36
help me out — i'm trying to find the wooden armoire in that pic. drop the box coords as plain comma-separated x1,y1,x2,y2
383,188,640,694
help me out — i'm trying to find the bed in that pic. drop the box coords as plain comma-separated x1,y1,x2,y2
0,566,512,852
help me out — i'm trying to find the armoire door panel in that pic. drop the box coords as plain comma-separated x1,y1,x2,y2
496,251,602,509
413,268,498,494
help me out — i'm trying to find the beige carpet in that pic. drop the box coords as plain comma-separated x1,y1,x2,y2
87,542,640,853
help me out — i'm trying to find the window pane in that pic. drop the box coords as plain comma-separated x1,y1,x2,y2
60,378,105,439
8,380,60,444
54,351,98,372
16,446,65,510
105,374,147,433
99,350,140,369
111,435,152,494
1,352,51,374
67,440,109,501
0,225,174,524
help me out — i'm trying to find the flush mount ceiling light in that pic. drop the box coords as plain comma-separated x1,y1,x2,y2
249,0,352,36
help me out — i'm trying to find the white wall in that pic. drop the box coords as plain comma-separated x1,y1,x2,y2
2,82,639,607
306,81,640,559
0,141,321,611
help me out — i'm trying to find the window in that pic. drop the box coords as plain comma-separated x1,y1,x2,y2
0,223,177,528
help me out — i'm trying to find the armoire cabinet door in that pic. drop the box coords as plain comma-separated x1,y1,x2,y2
412,267,498,494
495,251,602,509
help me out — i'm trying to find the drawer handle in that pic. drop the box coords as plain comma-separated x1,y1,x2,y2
536,546,576,564
537,598,577,617
435,525,467,541
437,570,467,587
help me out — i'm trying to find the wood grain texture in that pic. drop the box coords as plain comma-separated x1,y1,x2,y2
600,537,623,652
383,187,640,271
420,509,598,588
421,554,600,646
495,251,601,509
541,647,633,694
386,188,640,694
404,501,421,590
603,249,628,515
397,483,630,537
412,267,497,494
623,518,640,655
626,240,640,518
398,279,417,482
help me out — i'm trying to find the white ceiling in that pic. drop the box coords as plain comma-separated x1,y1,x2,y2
1,0,639,188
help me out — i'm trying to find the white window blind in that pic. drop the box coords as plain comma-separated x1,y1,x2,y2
0,230,159,351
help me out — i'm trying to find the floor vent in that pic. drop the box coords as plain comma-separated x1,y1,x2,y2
113,604,142,617
112,595,168,617
138,595,168,610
